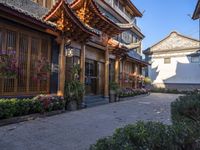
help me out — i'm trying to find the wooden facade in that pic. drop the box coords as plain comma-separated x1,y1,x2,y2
0,20,51,96
0,0,148,97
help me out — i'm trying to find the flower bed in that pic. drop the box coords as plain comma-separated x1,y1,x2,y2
0,95,65,120
119,88,148,98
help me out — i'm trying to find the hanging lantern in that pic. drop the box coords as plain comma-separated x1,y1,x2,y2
65,46,74,57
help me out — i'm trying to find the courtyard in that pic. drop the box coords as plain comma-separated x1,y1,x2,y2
0,93,180,150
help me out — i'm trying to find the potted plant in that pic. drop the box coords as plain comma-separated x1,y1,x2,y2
109,81,120,103
64,80,84,111
64,64,84,111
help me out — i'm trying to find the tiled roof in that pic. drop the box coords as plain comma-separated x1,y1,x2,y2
0,0,55,27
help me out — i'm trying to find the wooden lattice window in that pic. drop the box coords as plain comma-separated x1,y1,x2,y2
18,34,29,92
3,30,17,93
40,39,50,92
0,24,51,96
29,37,39,92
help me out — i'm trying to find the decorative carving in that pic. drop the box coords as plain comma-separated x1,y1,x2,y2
57,10,65,31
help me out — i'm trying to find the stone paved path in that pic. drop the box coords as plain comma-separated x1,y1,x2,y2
0,93,180,150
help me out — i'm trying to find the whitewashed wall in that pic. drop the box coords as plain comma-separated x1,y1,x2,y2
149,54,200,87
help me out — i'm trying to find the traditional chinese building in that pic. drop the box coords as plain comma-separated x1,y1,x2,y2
0,0,147,98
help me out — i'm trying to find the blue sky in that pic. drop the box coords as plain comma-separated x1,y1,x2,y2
132,0,199,50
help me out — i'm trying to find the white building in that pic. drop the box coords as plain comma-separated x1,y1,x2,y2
144,31,200,90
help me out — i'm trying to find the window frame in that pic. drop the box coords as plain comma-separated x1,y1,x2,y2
164,57,171,64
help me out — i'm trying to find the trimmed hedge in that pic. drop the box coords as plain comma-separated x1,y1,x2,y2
0,95,65,120
90,121,199,150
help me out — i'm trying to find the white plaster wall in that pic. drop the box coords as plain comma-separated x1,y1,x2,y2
149,55,200,85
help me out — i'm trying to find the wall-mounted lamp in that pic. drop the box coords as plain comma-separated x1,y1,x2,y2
65,45,74,57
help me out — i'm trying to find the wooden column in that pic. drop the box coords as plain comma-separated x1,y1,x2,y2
114,58,120,83
122,60,125,88
80,44,86,84
134,64,138,89
58,38,66,96
104,46,109,98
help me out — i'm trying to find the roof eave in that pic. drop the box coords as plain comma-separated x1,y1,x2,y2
0,3,56,31
126,0,143,17
192,0,200,20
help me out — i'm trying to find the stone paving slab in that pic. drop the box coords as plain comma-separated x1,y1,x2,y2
0,93,180,150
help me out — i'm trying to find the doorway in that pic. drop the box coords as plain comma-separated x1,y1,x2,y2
85,59,98,95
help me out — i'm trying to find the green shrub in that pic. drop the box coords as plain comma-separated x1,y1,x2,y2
90,121,199,150
171,93,200,125
170,123,199,150
110,82,120,92
0,95,65,120
0,99,33,119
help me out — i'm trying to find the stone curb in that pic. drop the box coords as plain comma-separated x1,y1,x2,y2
0,110,66,127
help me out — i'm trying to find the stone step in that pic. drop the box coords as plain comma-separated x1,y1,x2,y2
84,96,109,108
86,100,109,108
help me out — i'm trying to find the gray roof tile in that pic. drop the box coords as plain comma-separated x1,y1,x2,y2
0,0,55,27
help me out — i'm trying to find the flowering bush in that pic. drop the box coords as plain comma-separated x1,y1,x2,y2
33,57,51,81
0,95,65,120
33,95,65,112
119,88,148,98
0,50,18,78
